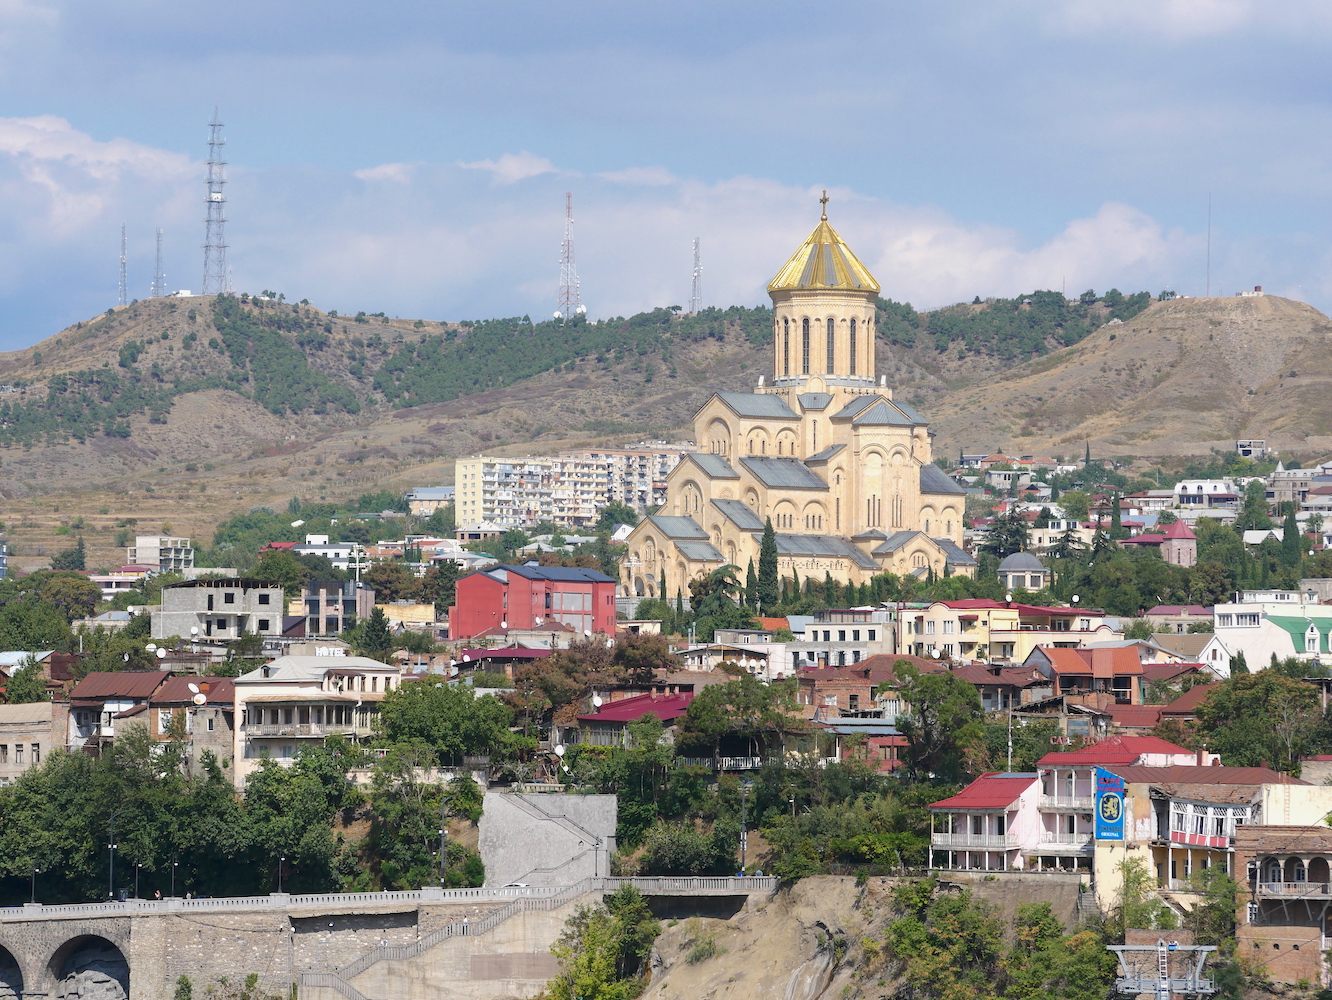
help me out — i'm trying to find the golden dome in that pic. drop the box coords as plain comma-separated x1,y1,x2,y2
767,209,880,295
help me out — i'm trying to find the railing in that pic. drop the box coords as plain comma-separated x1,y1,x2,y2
1038,795,1093,811
678,756,765,770
298,974,373,1000
1258,881,1332,897
1038,831,1093,847
0,877,777,922
932,833,1018,850
245,723,359,738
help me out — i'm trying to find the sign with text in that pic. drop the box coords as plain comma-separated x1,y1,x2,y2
1095,767,1125,840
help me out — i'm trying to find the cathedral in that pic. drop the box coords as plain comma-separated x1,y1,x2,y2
621,200,975,601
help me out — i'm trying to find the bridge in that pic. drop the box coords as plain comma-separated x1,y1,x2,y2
0,877,778,1000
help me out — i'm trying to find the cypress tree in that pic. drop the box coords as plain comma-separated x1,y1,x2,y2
758,517,779,612
1282,503,1303,567
1109,493,1126,540
792,567,800,598
676,588,685,621
745,559,759,610
824,570,836,604
658,568,668,602
1084,441,1091,466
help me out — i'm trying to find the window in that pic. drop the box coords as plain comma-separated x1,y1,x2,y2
259,593,271,605
868,630,876,641
826,317,835,373
31,744,39,764
217,618,226,630
1218,614,1233,626
943,620,955,634
158,709,173,732
224,592,235,604
783,319,790,376
13,745,22,764
926,620,936,635
838,630,846,641
943,644,954,655
0,745,7,763
849,319,856,375
823,695,838,706
802,318,810,374
207,594,214,611
852,629,860,641
258,619,271,631
207,716,215,732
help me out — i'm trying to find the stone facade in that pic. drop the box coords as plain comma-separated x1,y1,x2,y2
478,792,617,886
621,210,975,601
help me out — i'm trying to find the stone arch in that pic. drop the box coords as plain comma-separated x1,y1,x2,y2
921,504,938,535
48,935,130,1000
726,540,739,566
744,488,761,510
801,502,827,533
633,575,646,597
718,488,734,500
776,429,798,457
774,500,797,531
0,942,21,1000
681,480,703,516
746,428,771,455
706,417,732,456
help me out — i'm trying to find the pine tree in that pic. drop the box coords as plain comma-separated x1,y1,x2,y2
1109,493,1127,540
1282,503,1303,567
757,517,779,612
658,568,668,602
358,606,394,661
675,589,685,621
1084,441,1091,466
792,567,800,598
824,570,836,604
745,559,759,610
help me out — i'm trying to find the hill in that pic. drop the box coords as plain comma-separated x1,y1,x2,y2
0,287,1321,572
926,293,1332,458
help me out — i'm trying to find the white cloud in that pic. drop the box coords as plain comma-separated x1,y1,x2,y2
1037,0,1332,38
597,166,676,186
353,162,416,184
457,151,556,185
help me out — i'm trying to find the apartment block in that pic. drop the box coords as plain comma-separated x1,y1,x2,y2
127,535,195,572
151,578,286,641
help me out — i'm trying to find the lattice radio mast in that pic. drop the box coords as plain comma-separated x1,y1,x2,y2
118,223,128,306
690,237,703,314
202,109,230,296
556,192,583,322
152,228,165,297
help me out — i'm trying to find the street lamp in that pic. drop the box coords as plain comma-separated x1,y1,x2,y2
740,780,753,872
171,860,179,898
30,866,40,904
278,856,286,893
135,862,141,900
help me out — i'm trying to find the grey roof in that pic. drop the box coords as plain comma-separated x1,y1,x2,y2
998,551,1045,571
935,538,979,567
675,539,726,562
711,499,766,532
774,534,879,570
872,530,923,554
852,400,914,426
646,515,709,539
852,528,888,540
684,453,740,479
738,457,828,490
830,395,886,420
407,487,455,499
501,564,617,583
920,464,967,495
238,655,396,683
710,391,798,420
798,392,834,411
891,399,929,424
805,444,846,464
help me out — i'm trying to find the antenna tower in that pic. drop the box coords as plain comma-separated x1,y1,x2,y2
556,192,582,321
152,228,165,297
202,109,230,296
690,238,702,314
118,223,128,306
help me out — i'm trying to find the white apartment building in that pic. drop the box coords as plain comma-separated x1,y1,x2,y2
455,444,689,528
127,535,195,572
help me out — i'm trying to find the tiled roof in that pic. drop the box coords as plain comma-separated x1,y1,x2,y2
738,457,828,490
1140,662,1206,683
852,401,914,426
1146,605,1211,616
1108,705,1164,729
151,676,235,706
928,773,1038,811
1163,520,1197,539
1151,634,1214,659
1105,765,1305,785
500,564,617,583
1235,825,1332,853
830,395,885,421
710,392,799,420
1037,734,1195,767
757,617,789,630
1160,683,1218,716
873,530,921,554
934,537,978,567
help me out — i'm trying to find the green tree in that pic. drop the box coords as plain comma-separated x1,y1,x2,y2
1281,503,1303,567
357,606,395,661
1058,490,1091,523
757,517,779,612
50,536,86,571
595,502,639,532
744,559,758,610
377,681,514,763
1108,493,1128,540
420,562,459,616
895,664,983,781
1235,480,1272,531
255,549,311,599
1195,671,1325,772
361,562,419,603
421,503,456,537
980,509,1028,558
0,598,73,650
3,655,48,703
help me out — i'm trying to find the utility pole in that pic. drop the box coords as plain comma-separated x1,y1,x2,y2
152,228,165,297
556,192,583,322
690,238,702,314
439,795,449,886
118,224,128,307
740,781,750,871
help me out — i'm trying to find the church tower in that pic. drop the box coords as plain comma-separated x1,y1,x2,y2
767,192,880,386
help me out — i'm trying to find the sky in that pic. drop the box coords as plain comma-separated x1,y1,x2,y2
1,0,1332,348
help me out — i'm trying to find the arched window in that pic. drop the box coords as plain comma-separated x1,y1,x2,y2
826,318,835,373
849,319,857,376
801,319,810,374
783,319,790,376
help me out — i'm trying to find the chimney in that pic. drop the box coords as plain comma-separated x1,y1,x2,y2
1196,747,1205,766
1259,759,1268,770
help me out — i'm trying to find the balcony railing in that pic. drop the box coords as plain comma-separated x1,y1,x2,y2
1258,881,1332,898
245,723,360,738
932,833,1019,850
1039,795,1093,811
1038,831,1094,847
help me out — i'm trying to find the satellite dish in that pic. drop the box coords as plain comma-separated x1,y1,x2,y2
501,620,508,629
187,683,200,694
554,744,565,757
462,654,471,662
592,695,603,708
584,629,591,637
192,693,207,706
145,643,157,652
553,311,561,320
190,627,199,637
157,648,167,659
123,653,130,662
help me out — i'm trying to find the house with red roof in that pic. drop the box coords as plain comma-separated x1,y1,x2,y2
1024,645,1147,704
1118,519,1197,567
928,772,1042,872
901,599,1117,664
567,692,694,748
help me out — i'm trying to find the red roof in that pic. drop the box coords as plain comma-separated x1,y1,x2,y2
757,617,789,631
1140,662,1206,683
929,773,1037,811
459,647,551,661
1035,646,1143,676
1121,534,1165,546
1162,520,1197,540
1146,605,1210,616
577,692,693,725
937,599,1100,618
1108,705,1164,728
1161,683,1217,717
150,676,235,706
1106,764,1304,785
261,541,297,551
1037,734,1194,767
69,670,171,703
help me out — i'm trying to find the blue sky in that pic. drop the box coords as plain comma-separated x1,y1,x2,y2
1,0,1331,348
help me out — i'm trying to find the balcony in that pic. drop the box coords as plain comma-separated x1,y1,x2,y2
932,833,1020,850
1037,831,1093,849
1257,881,1332,899
1039,794,1093,811
244,723,359,738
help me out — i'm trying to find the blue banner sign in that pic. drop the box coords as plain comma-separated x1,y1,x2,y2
1095,767,1125,840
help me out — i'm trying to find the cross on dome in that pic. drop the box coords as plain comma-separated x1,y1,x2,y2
819,190,829,221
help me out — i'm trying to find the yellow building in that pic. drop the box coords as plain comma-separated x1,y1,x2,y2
622,201,976,601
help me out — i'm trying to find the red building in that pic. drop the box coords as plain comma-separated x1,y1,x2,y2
449,564,618,640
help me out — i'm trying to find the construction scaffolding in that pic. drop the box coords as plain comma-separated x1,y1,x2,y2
1107,939,1217,998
